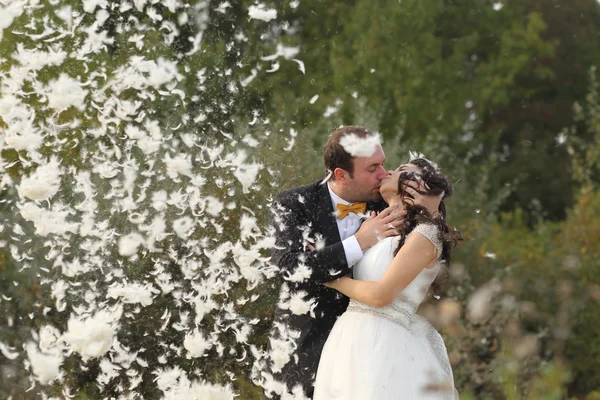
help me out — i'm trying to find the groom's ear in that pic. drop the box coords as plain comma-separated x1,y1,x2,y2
333,167,350,182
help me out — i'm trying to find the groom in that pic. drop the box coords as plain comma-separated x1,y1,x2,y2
262,126,438,399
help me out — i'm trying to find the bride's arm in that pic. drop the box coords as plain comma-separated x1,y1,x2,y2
324,232,437,307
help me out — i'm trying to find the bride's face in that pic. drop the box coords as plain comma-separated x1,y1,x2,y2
379,163,422,202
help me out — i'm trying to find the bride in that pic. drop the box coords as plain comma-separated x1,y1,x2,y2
313,157,462,400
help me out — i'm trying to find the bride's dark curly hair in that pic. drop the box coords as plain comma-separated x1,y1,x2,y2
394,158,463,274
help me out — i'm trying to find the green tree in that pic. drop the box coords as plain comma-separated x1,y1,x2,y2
250,0,600,222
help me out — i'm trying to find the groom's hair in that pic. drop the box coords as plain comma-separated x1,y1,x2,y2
323,125,375,179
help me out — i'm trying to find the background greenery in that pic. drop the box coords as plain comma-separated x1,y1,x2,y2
1,0,599,399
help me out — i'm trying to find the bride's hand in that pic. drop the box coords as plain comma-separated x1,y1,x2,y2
402,180,440,217
324,277,348,289
324,278,344,289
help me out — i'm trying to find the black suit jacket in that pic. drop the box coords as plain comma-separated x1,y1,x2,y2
265,179,386,398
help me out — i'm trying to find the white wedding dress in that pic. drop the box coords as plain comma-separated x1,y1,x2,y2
313,224,458,400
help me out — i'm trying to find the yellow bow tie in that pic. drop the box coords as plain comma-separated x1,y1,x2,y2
336,202,367,219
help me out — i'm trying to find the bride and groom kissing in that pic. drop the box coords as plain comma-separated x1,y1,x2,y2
259,126,462,400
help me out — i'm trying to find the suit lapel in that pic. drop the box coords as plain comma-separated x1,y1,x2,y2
313,182,341,245
310,182,386,243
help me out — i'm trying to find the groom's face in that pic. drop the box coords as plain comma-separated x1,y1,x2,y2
347,144,387,201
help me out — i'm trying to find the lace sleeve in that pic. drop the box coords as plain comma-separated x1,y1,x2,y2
412,224,442,259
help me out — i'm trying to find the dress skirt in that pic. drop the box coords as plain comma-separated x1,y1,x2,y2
313,307,458,400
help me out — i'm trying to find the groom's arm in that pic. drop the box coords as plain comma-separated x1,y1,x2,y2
270,193,352,287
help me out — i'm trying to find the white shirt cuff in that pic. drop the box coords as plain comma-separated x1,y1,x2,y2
342,235,363,267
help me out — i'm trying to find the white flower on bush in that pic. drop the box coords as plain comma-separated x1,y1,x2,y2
234,161,261,194
125,124,147,140
152,190,168,211
203,196,224,217
3,103,44,152
107,282,158,306
18,202,78,237
164,153,193,178
239,214,259,241
45,73,88,111
155,272,175,295
26,342,63,385
248,4,277,21
467,281,502,322
183,329,213,358
268,337,295,373
38,325,63,354
138,136,161,154
118,232,145,256
93,161,120,179
0,341,19,360
280,291,316,316
18,157,62,201
169,380,236,400
172,216,194,239
63,311,116,361
155,366,236,400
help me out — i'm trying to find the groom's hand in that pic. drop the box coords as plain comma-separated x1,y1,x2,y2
354,206,405,251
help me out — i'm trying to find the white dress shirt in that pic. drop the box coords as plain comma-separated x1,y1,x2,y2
327,184,364,267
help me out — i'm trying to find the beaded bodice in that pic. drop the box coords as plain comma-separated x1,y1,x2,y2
349,224,442,326
346,298,419,329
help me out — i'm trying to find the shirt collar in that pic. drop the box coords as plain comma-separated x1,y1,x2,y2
327,182,352,207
